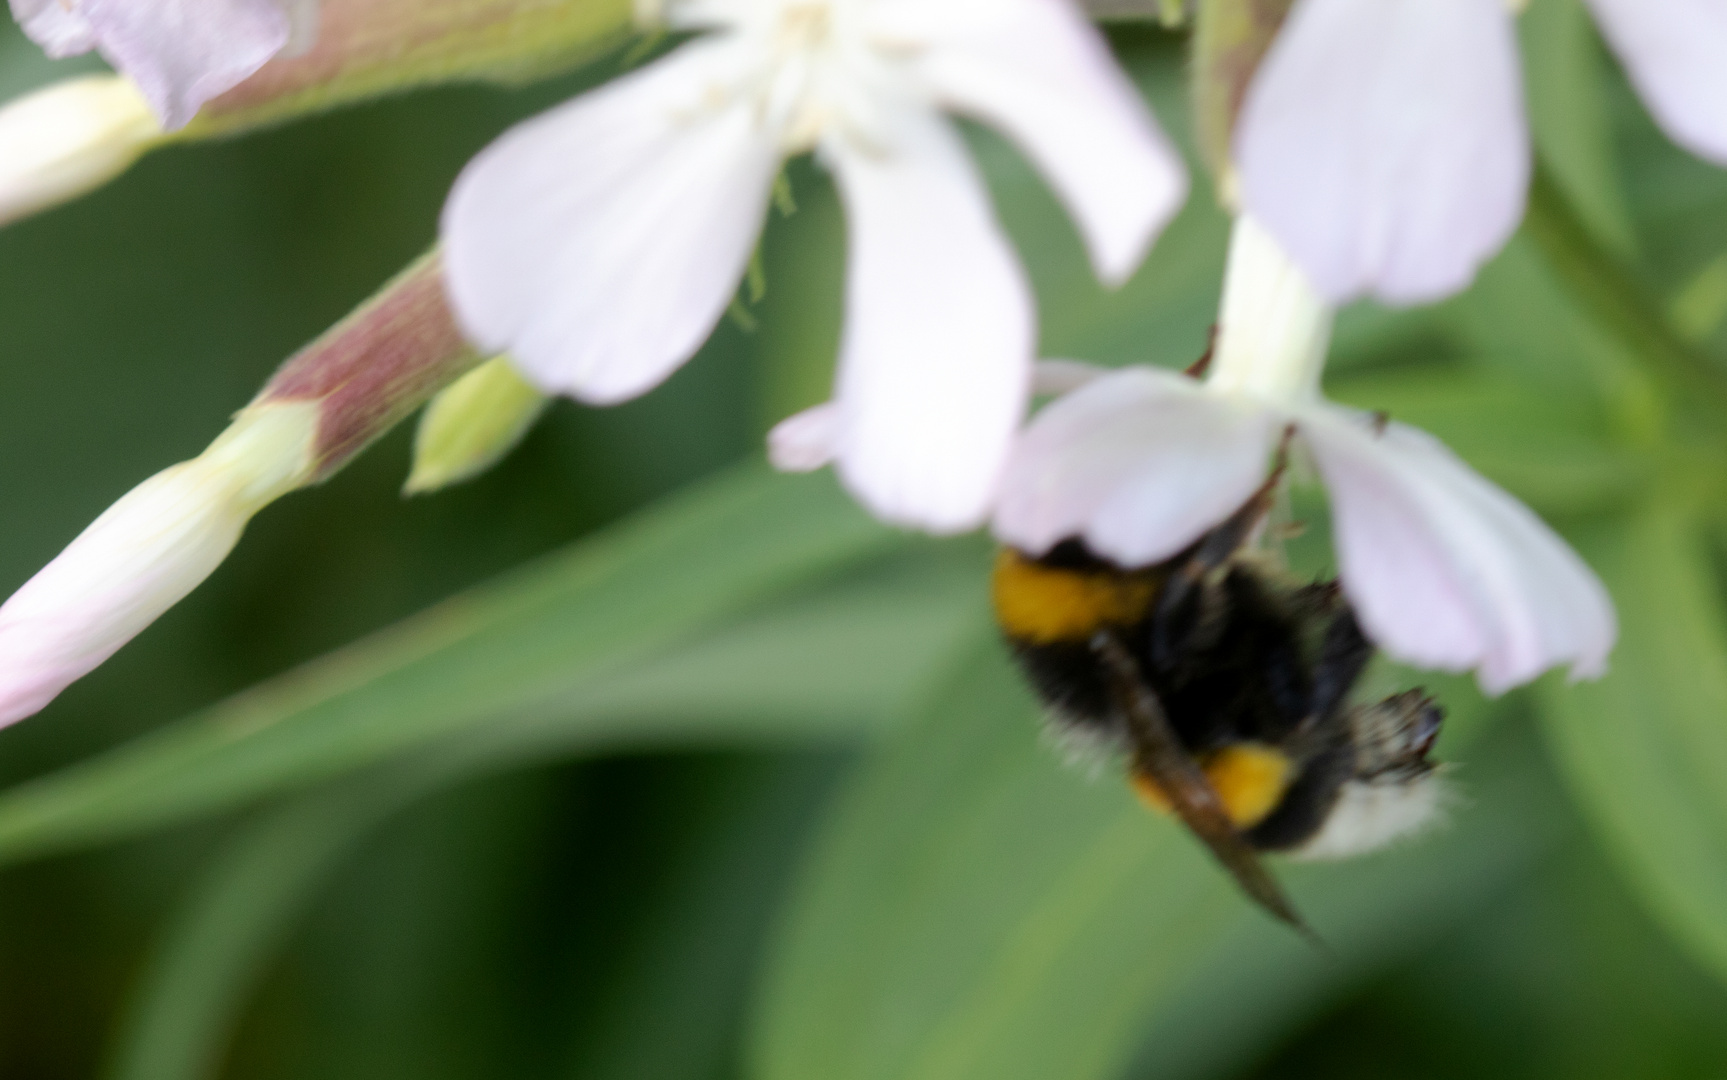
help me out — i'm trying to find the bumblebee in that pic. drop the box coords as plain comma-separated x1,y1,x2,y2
992,472,1445,934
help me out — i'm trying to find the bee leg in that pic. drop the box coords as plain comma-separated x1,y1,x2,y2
1092,629,1321,944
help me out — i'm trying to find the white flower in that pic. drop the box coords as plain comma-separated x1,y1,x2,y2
0,403,316,728
1233,0,1727,305
442,0,1187,533
9,0,319,129
993,216,1616,694
0,75,161,227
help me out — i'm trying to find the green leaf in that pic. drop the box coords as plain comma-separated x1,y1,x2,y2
558,754,844,1080
0,463,905,867
94,541,989,1079
105,774,429,1080
1538,506,1727,983
1519,0,1636,256
750,639,1554,1080
1120,713,1564,1080
106,751,850,1080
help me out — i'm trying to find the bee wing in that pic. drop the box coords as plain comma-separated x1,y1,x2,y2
1091,631,1318,941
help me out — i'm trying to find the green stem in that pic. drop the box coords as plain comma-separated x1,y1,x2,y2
1524,159,1727,417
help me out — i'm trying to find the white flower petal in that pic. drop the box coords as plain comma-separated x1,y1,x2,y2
1031,358,1111,397
993,367,1281,564
768,401,840,473
824,110,1033,534
442,41,780,406
66,0,295,129
0,75,161,228
0,464,249,727
12,0,99,56
889,0,1186,285
1584,0,1727,166
1235,0,1528,305
1301,406,1616,695
0,403,316,728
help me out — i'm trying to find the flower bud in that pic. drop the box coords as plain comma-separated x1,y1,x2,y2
0,75,162,227
0,403,317,728
404,356,548,494
0,254,480,727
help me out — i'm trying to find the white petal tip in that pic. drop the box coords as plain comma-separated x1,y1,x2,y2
0,76,160,227
768,404,841,474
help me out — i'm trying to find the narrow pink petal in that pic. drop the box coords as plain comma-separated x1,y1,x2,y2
1302,405,1616,695
1235,0,1528,305
73,0,295,129
1585,0,1727,166
0,465,250,727
768,402,840,473
888,0,1186,285
12,0,99,55
993,367,1281,565
442,41,780,406
823,110,1034,534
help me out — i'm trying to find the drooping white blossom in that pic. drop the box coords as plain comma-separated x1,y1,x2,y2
0,75,161,227
0,404,317,728
442,0,1187,533
994,216,1616,695
1234,0,1727,305
9,0,319,129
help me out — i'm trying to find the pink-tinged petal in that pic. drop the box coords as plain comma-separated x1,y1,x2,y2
1584,0,1727,166
0,76,161,228
12,0,98,55
994,367,1282,564
1301,406,1616,695
0,466,247,726
442,41,780,406
1235,0,1528,305
885,0,1186,285
768,402,840,473
0,403,316,728
280,0,318,57
70,0,295,129
823,110,1033,534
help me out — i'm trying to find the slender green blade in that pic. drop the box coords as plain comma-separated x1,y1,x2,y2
1538,506,1727,982
750,638,1549,1080
1520,0,1636,256
105,775,426,1080
0,463,900,866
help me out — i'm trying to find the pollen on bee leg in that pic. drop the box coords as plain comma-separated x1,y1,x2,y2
1130,770,1176,816
1129,744,1293,830
1205,744,1293,829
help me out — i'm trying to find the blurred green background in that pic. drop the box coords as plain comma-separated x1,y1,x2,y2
4,2,1727,1078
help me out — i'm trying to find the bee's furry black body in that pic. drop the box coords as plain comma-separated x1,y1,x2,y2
999,535,1407,853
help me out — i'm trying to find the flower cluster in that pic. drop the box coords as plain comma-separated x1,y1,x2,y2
9,0,1722,726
